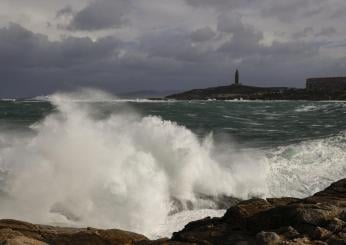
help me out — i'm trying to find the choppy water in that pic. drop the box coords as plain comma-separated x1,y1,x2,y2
0,91,345,238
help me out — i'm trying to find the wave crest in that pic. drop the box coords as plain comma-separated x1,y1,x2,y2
0,91,268,237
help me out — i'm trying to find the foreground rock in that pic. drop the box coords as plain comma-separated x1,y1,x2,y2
170,179,346,244
0,219,148,245
0,179,345,244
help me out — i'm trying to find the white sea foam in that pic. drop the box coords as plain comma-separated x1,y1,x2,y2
295,105,320,112
155,209,226,238
293,103,346,112
0,90,269,238
33,90,175,103
0,90,345,238
266,133,346,198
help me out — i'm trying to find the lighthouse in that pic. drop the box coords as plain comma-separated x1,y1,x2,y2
235,69,239,85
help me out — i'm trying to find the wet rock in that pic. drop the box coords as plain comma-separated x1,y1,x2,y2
327,230,346,245
222,198,273,226
170,179,346,245
266,197,300,207
256,231,281,245
274,226,300,240
326,218,345,232
340,211,346,222
310,227,332,240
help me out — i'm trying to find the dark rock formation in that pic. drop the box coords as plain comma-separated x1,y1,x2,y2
166,84,294,100
165,84,346,101
306,77,346,92
170,179,346,244
0,179,345,244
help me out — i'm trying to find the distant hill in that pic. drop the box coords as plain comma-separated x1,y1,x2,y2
165,84,346,100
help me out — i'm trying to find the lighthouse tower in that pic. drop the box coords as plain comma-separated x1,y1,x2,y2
235,69,239,85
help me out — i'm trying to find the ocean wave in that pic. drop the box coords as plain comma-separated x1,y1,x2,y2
266,132,346,198
33,90,175,103
0,90,345,238
295,104,322,112
0,91,269,238
294,102,346,113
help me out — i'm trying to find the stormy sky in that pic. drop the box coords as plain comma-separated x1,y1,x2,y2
1,0,346,97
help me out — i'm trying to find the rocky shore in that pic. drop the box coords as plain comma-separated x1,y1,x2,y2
0,179,345,244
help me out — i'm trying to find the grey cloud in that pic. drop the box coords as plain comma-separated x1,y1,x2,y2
316,27,337,37
292,27,314,39
0,23,120,69
140,30,208,62
67,0,131,31
185,0,259,10
330,7,345,19
264,40,320,57
0,23,222,97
190,27,216,42
0,23,123,97
2,0,346,98
56,5,74,18
215,15,321,68
217,16,263,57
261,0,325,22
327,2,346,19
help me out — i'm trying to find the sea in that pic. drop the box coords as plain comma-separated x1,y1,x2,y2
0,90,345,238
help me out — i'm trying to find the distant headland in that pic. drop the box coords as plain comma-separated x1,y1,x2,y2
162,71,346,100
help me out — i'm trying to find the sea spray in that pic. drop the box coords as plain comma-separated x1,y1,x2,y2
0,90,269,237
0,91,345,238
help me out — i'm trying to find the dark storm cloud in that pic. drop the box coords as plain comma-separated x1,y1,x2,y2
0,23,122,97
0,23,222,97
67,0,131,30
0,0,346,97
0,23,119,68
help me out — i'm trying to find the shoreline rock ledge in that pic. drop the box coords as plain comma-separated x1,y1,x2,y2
0,179,345,245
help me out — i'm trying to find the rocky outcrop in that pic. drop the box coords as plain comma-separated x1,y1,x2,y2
165,84,346,100
0,219,148,245
170,179,346,244
0,179,345,244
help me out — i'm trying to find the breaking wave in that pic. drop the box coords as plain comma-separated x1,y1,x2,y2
0,90,345,238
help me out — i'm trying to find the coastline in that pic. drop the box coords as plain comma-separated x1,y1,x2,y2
161,84,346,101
